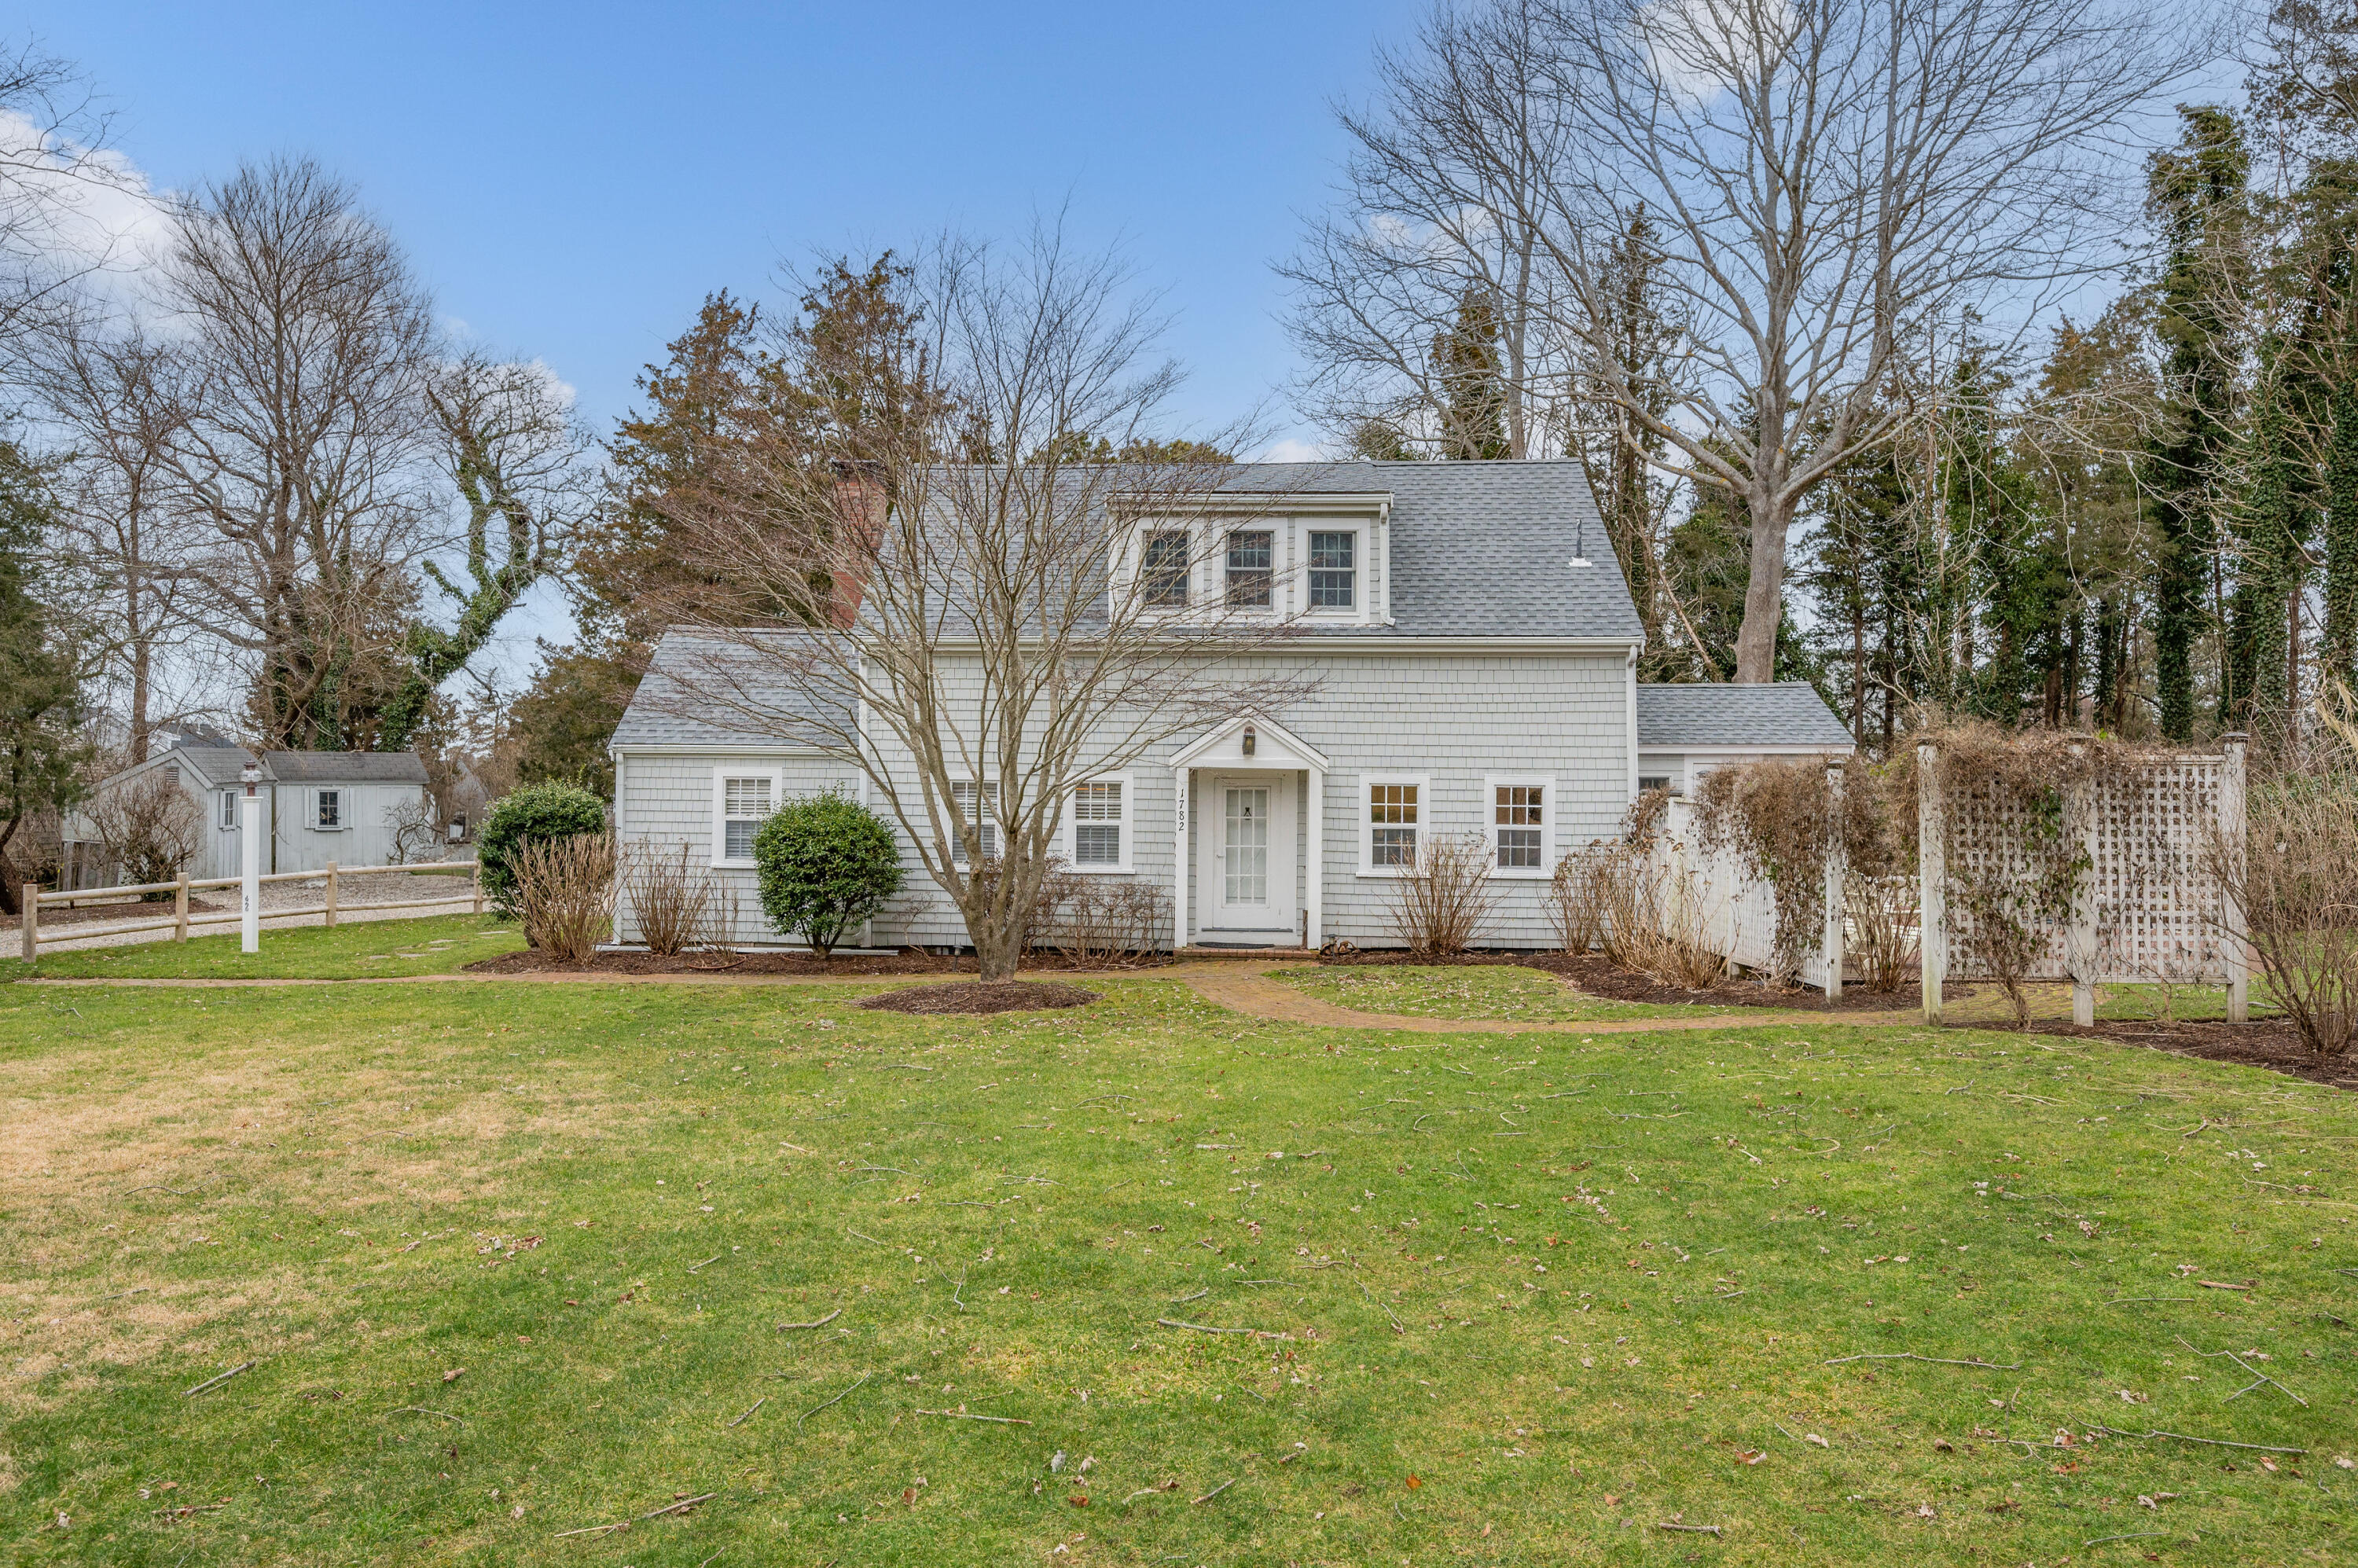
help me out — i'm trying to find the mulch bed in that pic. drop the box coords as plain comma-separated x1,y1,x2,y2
468,949,975,977
858,980,1098,1015
1513,951,1937,1013
1947,1016,2358,1090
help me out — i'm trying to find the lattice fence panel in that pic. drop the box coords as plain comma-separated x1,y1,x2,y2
1647,800,1831,990
1942,755,2226,986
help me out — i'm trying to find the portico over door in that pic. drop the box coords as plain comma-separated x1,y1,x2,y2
1168,715,1330,951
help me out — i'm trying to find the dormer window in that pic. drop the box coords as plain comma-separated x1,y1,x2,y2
1308,531,1356,609
1225,529,1273,608
1141,529,1190,608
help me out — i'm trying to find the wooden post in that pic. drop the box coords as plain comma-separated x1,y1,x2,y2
471,858,484,916
2221,733,2250,1024
2070,740,2098,1027
174,872,189,942
1823,758,1846,1000
1918,742,1945,1024
324,861,339,927
20,884,36,963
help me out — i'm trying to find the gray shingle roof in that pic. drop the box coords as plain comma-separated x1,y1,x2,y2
612,630,851,749
262,751,430,784
158,747,255,788
1636,683,1857,750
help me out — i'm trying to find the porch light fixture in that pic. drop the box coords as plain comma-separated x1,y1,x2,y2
1241,725,1257,757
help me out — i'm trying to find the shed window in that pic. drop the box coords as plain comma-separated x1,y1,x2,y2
219,791,237,830
316,789,341,829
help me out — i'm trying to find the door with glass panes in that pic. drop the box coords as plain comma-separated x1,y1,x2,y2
1199,772,1296,935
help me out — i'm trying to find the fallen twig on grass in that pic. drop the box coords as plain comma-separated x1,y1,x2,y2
2106,1297,2196,1305
553,1519,630,1538
1824,1352,2021,1371
916,1408,1033,1424
1358,1277,1405,1333
1157,1318,1288,1339
686,1255,722,1274
776,1308,843,1331
1192,1478,1239,1504
1657,1522,1724,1536
2088,1423,2305,1455
2176,1338,2307,1407
642,1493,717,1519
2084,1532,2166,1546
127,1186,193,1196
725,1397,764,1428
392,1405,464,1423
1167,1288,1209,1305
184,1361,254,1396
2197,1281,2252,1291
798,1372,871,1430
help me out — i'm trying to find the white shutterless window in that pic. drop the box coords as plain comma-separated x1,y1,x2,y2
711,768,780,868
1486,776,1555,876
1065,773,1131,872
1359,773,1431,876
950,779,998,867
219,790,238,830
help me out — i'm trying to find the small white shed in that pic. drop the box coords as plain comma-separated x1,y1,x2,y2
64,747,434,884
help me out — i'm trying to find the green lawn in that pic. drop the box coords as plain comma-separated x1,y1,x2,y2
1277,962,1773,1021
2,931,2353,1565
6,914,523,981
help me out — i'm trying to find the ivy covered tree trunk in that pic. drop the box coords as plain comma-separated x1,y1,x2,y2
2228,360,2308,729
2326,378,2358,689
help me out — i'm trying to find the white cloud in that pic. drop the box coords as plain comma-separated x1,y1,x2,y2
1258,436,1334,464
0,110,176,317
1636,0,1798,105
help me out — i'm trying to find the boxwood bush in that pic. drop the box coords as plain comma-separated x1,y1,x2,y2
754,794,903,958
478,781,608,914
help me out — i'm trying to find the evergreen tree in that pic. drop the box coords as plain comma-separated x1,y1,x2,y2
2228,347,2312,728
1431,286,1511,460
2143,107,2253,740
0,445,91,913
2327,376,2358,684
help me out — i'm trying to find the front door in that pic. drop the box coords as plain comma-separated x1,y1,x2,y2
1201,772,1296,936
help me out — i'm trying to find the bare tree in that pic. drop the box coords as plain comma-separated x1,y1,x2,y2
1303,0,2217,680
648,230,1316,979
0,39,130,358
85,766,201,889
28,309,204,761
159,157,438,748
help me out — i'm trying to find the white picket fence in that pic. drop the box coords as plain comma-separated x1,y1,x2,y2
1643,797,1833,990
18,860,483,960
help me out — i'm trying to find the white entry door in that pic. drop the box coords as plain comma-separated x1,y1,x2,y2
1201,772,1296,935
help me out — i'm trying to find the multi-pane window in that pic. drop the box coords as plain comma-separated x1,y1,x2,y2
1071,780,1124,867
219,790,238,830
951,780,998,866
1368,782,1420,868
316,789,341,829
1141,530,1190,608
1494,784,1544,869
1225,529,1273,608
1307,530,1356,608
720,775,773,861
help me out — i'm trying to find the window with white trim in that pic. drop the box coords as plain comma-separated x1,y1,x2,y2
316,789,342,830
1307,529,1356,609
714,771,777,865
950,779,997,867
1361,775,1428,873
1486,777,1553,875
219,790,237,830
1067,775,1130,871
1225,528,1273,608
1140,529,1190,608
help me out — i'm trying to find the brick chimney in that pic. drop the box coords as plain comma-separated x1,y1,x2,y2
828,462,888,628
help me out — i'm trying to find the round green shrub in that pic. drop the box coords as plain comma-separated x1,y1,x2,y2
755,793,903,957
479,781,608,913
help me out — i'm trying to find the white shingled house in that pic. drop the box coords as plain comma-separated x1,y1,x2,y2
63,746,434,885
608,459,1855,953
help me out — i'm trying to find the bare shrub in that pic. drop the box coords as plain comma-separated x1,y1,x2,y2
1385,830,1499,956
2211,781,2358,1058
1037,869,1170,966
1845,872,1919,994
1546,845,1611,954
623,840,732,957
1694,761,1834,986
512,832,616,963
1600,851,1730,990
87,769,203,894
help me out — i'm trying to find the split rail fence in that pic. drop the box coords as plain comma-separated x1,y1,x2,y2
1638,737,2250,1023
19,860,483,961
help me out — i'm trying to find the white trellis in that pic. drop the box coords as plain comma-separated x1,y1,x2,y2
1916,737,2250,1025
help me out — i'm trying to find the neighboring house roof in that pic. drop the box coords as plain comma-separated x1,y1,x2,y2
157,747,255,788
262,751,429,785
1636,683,1857,751
613,630,852,749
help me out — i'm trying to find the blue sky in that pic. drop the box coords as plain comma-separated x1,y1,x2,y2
41,1,1424,447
